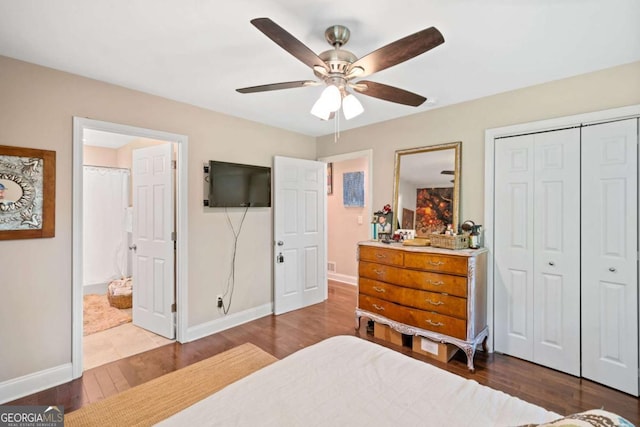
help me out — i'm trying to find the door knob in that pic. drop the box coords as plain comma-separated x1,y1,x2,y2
609,267,616,272
548,261,555,266
277,240,284,246
129,244,137,251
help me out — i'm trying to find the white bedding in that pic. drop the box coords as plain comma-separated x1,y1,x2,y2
157,335,560,427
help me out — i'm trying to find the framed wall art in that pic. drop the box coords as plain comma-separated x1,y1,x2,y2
327,162,333,195
0,145,56,240
342,171,364,207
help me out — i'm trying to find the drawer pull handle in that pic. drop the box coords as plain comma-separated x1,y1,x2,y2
426,319,444,327
375,253,387,259
372,304,385,311
426,280,444,286
373,286,386,293
372,269,384,276
428,260,445,267
426,299,444,306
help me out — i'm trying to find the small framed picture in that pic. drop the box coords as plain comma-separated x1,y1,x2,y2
376,212,393,238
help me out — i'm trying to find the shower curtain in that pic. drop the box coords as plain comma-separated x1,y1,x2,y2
83,166,130,289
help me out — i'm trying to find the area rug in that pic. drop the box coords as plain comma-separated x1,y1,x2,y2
83,294,132,336
65,343,278,426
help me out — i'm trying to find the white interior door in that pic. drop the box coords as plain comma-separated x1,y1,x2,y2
581,118,638,396
273,156,327,315
132,143,175,339
494,134,535,360
532,128,580,375
494,128,580,376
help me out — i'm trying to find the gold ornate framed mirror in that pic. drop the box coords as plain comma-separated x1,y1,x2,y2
392,142,461,237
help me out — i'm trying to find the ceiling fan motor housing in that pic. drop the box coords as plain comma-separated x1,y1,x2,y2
317,49,357,77
325,25,350,47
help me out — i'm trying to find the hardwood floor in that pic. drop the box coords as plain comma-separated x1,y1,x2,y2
9,281,640,424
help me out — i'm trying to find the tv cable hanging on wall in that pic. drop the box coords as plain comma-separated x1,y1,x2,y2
218,205,250,314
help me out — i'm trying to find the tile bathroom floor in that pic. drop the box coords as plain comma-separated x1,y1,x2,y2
83,322,174,370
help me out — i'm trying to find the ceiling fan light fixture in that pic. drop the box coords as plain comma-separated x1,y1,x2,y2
320,84,342,112
311,85,342,119
310,97,332,120
342,93,364,120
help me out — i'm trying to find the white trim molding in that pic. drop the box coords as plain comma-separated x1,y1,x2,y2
72,117,189,379
0,364,72,405
185,303,273,343
328,272,357,286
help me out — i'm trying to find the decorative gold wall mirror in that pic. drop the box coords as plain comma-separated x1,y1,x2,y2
392,142,461,237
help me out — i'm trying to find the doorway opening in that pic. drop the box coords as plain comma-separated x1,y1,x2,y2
72,118,189,378
319,150,373,286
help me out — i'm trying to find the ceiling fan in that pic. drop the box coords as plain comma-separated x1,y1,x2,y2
236,18,445,121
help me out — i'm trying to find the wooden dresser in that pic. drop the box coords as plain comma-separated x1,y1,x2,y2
356,241,488,371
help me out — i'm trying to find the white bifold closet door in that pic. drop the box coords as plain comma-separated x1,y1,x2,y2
494,127,581,376
581,118,638,396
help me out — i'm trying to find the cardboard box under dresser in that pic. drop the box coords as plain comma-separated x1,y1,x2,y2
356,241,488,371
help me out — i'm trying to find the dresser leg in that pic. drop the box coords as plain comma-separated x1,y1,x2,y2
355,313,361,330
463,345,477,372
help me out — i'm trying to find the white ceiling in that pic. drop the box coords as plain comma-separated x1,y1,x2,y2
1,0,638,137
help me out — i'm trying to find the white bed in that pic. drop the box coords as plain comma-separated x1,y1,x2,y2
157,335,560,427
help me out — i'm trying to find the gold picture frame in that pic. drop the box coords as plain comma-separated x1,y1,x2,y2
0,145,55,240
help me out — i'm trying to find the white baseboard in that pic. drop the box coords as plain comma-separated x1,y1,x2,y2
328,272,357,286
185,302,273,343
83,282,108,295
0,363,73,404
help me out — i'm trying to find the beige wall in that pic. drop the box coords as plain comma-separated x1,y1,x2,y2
317,61,640,228
327,157,370,279
83,145,118,167
0,55,315,384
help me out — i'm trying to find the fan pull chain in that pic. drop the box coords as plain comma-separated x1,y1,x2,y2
334,109,340,143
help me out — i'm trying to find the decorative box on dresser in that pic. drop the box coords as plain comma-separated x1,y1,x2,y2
355,241,488,371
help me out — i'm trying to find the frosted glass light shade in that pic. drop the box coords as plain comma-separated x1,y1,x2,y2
310,85,342,119
321,85,342,111
342,93,364,120
310,97,331,120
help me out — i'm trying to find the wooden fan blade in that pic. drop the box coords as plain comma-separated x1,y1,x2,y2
353,81,427,106
348,27,444,78
236,80,318,94
251,18,329,72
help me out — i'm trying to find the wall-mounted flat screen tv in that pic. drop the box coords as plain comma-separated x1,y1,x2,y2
208,160,271,207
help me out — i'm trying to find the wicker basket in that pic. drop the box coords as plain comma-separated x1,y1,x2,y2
107,279,133,309
429,234,470,250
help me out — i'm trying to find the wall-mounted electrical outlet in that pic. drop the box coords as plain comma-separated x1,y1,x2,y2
217,295,223,308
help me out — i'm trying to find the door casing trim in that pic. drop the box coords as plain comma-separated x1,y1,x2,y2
72,117,189,378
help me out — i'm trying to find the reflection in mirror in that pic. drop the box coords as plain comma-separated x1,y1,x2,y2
392,142,461,237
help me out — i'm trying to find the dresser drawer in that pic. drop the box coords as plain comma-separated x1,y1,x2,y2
359,246,404,267
359,278,467,319
410,308,467,340
402,269,467,298
359,262,467,297
359,261,403,284
404,252,468,276
359,294,467,340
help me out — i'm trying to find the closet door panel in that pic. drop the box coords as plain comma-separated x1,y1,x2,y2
533,128,580,376
581,118,638,396
494,135,535,360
